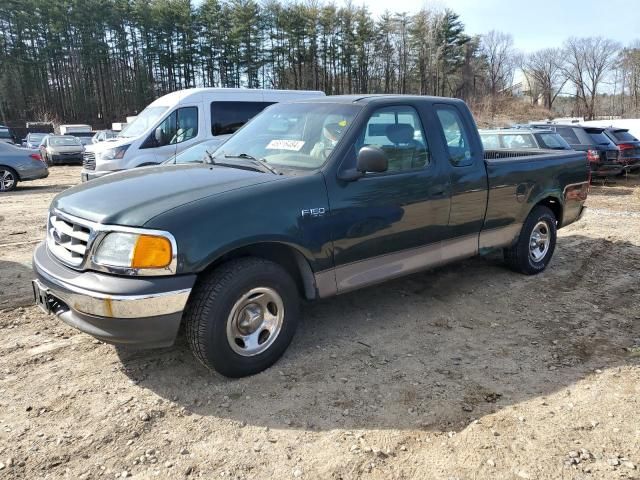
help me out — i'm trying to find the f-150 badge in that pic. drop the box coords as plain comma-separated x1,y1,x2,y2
301,208,326,218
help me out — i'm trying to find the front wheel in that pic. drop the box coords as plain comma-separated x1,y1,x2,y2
184,257,300,377
0,167,18,192
504,205,557,275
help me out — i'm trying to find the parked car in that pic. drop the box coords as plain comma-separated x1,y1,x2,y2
40,135,84,165
0,126,14,144
0,142,48,191
33,95,588,377
23,132,48,149
480,128,572,151
602,127,640,172
81,87,325,182
531,123,622,176
92,130,117,143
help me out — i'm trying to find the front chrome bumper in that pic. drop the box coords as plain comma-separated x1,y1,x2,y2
32,242,196,347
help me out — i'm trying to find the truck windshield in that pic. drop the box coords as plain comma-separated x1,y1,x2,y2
119,106,168,138
213,102,361,170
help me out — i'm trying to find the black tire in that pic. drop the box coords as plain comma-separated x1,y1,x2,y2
0,166,19,192
503,205,557,275
184,257,300,377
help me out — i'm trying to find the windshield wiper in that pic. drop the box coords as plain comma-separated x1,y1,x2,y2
223,153,280,175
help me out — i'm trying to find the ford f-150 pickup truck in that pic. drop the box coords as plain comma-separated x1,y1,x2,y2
32,95,589,377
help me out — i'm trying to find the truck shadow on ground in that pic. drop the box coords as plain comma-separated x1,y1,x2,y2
8,184,74,194
116,234,639,432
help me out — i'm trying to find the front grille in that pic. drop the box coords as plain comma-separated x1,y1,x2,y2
47,212,92,267
83,151,96,170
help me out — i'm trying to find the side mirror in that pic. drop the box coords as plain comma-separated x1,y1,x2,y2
357,146,388,173
154,127,164,146
339,146,388,181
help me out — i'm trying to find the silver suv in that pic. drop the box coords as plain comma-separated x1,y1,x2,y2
479,128,572,151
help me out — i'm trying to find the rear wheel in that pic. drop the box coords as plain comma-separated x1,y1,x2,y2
0,167,18,192
504,206,557,275
184,257,300,377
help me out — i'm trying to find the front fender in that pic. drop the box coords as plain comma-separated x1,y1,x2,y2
143,172,333,274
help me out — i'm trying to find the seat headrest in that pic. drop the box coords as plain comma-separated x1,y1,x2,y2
385,123,415,144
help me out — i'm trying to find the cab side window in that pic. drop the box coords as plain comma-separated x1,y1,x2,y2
211,101,274,136
435,105,472,167
172,107,198,144
142,107,198,148
359,105,429,172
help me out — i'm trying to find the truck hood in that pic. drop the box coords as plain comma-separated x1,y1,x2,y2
52,164,284,226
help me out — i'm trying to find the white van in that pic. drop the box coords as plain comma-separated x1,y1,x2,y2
81,88,325,181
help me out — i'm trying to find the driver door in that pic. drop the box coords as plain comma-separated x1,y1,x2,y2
327,105,451,293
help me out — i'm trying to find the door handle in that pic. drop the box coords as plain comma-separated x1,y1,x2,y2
430,189,447,198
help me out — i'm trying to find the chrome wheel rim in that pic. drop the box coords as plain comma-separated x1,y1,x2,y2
226,287,284,357
0,170,15,191
529,221,550,262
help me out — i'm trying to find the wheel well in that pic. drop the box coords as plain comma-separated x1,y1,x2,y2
536,196,563,226
0,165,19,180
201,243,317,300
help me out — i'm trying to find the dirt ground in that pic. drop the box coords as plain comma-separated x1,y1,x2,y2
0,166,639,480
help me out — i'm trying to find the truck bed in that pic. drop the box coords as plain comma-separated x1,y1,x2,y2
482,149,588,234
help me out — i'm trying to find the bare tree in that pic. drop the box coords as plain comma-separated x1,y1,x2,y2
480,30,518,96
563,37,621,120
619,41,640,115
522,48,567,109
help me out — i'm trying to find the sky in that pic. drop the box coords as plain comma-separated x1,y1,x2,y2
348,0,639,52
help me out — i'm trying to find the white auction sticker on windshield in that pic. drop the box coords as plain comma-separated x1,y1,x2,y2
266,139,305,151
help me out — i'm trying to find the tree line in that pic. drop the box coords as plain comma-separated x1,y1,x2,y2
0,0,638,127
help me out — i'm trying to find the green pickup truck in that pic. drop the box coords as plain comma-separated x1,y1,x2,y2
32,95,589,377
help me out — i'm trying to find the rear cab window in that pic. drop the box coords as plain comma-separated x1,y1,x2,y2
211,101,274,136
435,105,472,166
480,133,500,149
501,134,536,149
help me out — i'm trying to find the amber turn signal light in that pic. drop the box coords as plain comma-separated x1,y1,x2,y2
131,235,172,269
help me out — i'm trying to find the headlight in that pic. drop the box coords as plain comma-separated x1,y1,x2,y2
93,232,174,271
100,144,130,161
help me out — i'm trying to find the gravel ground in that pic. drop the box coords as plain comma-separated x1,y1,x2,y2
0,166,639,480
